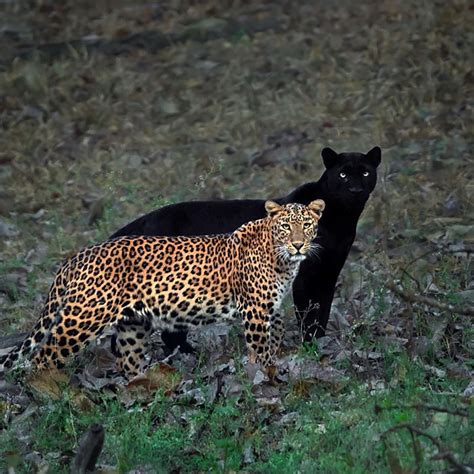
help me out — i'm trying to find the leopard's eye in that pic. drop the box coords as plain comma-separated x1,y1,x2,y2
303,222,312,229
339,172,346,179
281,223,291,231
362,171,369,177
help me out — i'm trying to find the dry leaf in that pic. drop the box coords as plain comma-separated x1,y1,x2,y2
25,369,70,399
126,362,180,396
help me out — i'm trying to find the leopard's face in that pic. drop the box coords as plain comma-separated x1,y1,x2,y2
265,200,325,261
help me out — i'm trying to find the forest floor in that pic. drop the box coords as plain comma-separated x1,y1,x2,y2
0,1,473,472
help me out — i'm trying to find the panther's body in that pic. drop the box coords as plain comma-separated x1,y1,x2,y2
0,200,324,377
112,147,382,352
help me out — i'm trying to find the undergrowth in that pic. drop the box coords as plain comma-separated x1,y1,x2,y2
1,354,471,473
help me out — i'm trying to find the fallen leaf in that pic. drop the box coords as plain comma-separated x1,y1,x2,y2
159,99,179,116
0,219,19,237
25,369,70,399
126,362,180,399
462,379,474,399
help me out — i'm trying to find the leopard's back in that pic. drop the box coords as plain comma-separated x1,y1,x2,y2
1,234,240,372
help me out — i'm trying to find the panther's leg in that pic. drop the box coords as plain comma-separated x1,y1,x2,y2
161,330,194,355
112,317,153,377
293,262,337,341
238,302,277,379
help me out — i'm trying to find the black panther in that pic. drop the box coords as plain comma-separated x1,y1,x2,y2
111,146,382,353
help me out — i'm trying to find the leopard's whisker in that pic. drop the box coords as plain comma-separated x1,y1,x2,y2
307,243,323,261
274,244,288,260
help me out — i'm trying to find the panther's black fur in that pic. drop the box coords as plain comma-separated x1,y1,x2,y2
111,146,381,352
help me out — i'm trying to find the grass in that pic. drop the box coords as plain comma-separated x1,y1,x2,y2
1,355,471,473
0,0,473,472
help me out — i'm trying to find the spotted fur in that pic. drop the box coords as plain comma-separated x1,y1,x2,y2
0,200,325,378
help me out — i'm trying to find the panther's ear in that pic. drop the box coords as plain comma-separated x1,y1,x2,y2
308,199,325,217
366,146,381,168
321,147,340,169
265,201,283,216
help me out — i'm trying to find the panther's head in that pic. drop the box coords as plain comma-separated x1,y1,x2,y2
265,200,325,261
321,146,382,207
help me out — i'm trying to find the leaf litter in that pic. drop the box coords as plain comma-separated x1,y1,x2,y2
0,0,472,471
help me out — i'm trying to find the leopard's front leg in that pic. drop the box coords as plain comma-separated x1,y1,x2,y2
270,312,284,356
239,302,281,379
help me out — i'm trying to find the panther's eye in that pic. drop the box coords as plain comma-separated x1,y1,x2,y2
339,172,346,179
303,222,312,229
362,171,369,177
281,223,291,231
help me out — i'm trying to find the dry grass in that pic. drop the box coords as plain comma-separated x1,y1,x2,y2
0,1,472,471
1,0,472,329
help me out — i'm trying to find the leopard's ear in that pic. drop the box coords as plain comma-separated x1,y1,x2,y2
265,201,283,216
321,147,340,169
366,146,381,168
308,199,325,217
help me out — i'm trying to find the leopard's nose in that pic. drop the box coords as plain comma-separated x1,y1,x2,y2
293,242,304,251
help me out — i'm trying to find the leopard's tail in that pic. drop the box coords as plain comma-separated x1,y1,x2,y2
1,259,72,376
0,333,37,374
0,344,22,373
0,309,57,374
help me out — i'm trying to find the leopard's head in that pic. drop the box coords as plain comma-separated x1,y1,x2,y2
265,200,325,261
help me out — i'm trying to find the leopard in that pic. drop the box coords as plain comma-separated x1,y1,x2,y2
0,200,325,379
111,146,382,353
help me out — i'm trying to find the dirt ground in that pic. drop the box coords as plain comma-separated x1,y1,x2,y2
0,1,472,472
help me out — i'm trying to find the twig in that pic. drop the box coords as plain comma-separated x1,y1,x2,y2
399,268,423,293
0,333,28,350
404,247,439,268
375,403,468,418
161,346,180,364
381,423,469,473
386,281,474,317
296,301,322,342
70,424,104,474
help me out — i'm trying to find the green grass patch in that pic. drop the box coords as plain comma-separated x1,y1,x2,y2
1,354,471,473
